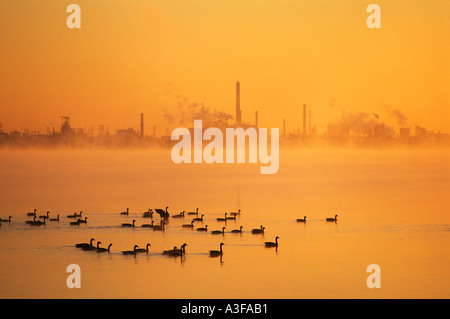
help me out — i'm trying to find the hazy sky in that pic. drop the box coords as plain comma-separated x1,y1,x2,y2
0,0,448,135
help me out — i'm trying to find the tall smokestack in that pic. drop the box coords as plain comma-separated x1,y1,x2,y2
236,81,241,125
255,111,258,128
309,110,311,135
140,113,144,138
303,104,306,135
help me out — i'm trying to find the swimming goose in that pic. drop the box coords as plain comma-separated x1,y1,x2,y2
67,212,77,219
172,211,185,219
49,214,60,222
97,243,112,253
120,208,129,215
196,225,208,232
121,220,136,228
135,243,151,253
265,236,279,248
38,211,50,219
78,217,88,224
326,214,338,222
26,216,37,224
0,216,12,223
163,243,187,256
231,226,243,233
70,219,82,226
182,220,195,228
153,221,165,231
141,220,155,228
76,238,95,249
74,211,83,217
211,226,226,235
296,216,307,222
209,243,224,257
27,209,37,216
122,245,139,255
82,241,102,251
143,209,153,218
193,214,204,222
216,213,227,221
187,208,199,216
252,225,265,234
229,209,241,217
30,217,45,226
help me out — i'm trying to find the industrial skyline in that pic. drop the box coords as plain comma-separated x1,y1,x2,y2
0,81,448,148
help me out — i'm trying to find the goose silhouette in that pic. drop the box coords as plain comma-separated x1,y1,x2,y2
296,216,307,222
121,220,136,228
211,226,226,235
76,238,95,249
326,214,338,222
265,236,279,248
209,243,224,257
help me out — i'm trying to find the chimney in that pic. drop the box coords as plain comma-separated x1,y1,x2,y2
303,104,306,135
140,113,144,138
236,81,241,125
255,111,258,128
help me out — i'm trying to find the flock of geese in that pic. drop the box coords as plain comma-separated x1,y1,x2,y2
1,208,339,258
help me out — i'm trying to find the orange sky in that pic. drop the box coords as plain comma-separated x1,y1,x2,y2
0,0,448,135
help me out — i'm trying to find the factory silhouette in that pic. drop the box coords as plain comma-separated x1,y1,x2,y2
0,81,448,149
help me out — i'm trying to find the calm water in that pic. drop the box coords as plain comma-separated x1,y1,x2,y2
0,148,449,298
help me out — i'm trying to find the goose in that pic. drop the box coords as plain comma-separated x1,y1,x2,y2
70,219,81,226
78,217,88,224
193,214,204,222
211,226,226,235
97,243,112,253
154,206,170,219
143,209,153,218
172,211,185,219
120,208,129,216
296,216,307,222
216,213,227,221
326,214,338,222
196,225,208,232
0,216,12,223
76,238,95,249
26,216,37,224
163,243,187,256
74,211,83,217
265,236,279,248
229,209,241,217
153,221,165,231
38,211,50,220
163,246,179,255
30,217,45,226
67,212,77,219
135,243,151,253
121,220,136,228
27,209,37,216
182,220,195,229
122,245,139,255
187,208,199,216
225,214,236,220
231,226,243,233
209,243,224,257
49,214,60,222
252,225,265,234
82,241,102,251
141,220,155,228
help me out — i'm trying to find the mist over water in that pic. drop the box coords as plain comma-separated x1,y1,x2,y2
0,148,449,298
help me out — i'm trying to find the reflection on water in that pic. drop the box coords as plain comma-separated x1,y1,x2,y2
0,149,449,298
